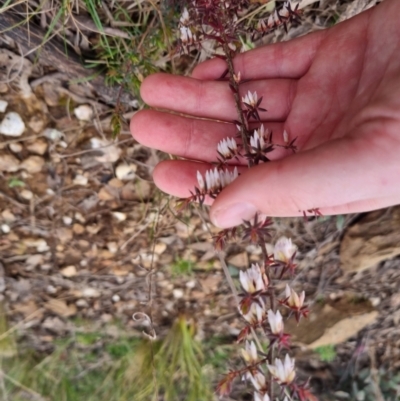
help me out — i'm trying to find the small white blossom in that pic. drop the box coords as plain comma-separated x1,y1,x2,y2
285,284,305,310
239,263,268,294
267,13,275,28
197,167,238,193
267,354,296,384
233,71,241,83
250,125,266,150
273,236,297,264
179,7,190,25
257,19,268,32
180,26,195,45
242,300,266,325
250,371,267,391
267,310,284,335
241,341,258,364
283,129,289,144
217,137,238,158
242,90,258,108
280,2,291,18
254,392,270,401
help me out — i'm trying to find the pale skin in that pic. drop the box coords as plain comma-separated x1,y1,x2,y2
131,0,400,228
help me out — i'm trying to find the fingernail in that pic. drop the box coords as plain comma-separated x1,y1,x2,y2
211,202,258,228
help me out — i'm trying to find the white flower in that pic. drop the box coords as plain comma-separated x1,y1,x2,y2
273,236,297,264
179,7,190,25
267,310,284,335
254,392,270,401
257,19,268,33
196,170,205,190
241,341,258,364
250,125,266,150
217,137,238,158
180,26,195,45
280,2,291,18
267,354,296,384
285,284,305,310
267,13,275,28
283,129,289,144
242,300,266,325
242,90,258,108
239,263,268,294
197,167,238,193
250,371,266,391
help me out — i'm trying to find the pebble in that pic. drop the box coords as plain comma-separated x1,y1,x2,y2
43,128,64,141
61,265,77,277
90,138,121,163
20,189,33,200
73,174,88,186
0,100,8,113
107,242,118,254
73,224,85,235
2,210,15,222
9,142,23,153
82,287,100,298
115,164,136,180
0,112,25,136
112,212,126,222
186,280,196,289
28,115,45,133
0,154,20,172
46,285,57,294
26,139,48,155
62,216,73,226
76,299,89,308
21,155,45,173
1,224,10,234
172,288,184,299
112,294,121,303
74,104,93,121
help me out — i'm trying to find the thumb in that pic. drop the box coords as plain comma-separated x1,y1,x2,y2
209,132,398,228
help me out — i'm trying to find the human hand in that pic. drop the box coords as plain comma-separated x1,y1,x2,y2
131,0,400,228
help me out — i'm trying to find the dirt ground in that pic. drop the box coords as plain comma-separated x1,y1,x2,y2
0,0,399,400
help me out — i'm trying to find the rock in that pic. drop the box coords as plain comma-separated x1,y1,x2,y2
112,212,126,222
62,216,73,226
340,206,400,272
2,210,15,222
28,115,45,133
74,104,93,121
72,174,88,186
0,153,20,172
309,312,379,348
26,139,48,155
76,299,89,308
173,288,184,299
0,112,25,136
20,189,33,200
98,187,115,201
25,254,44,270
43,128,64,141
82,287,100,298
9,142,23,153
73,224,85,235
21,156,45,173
60,265,77,277
0,99,8,112
107,242,118,254
56,227,73,243
1,224,10,234
42,82,60,106
112,294,120,303
154,242,167,255
42,316,67,334
115,163,137,180
90,138,121,163
228,252,249,268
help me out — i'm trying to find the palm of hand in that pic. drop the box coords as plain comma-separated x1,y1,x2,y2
131,0,400,224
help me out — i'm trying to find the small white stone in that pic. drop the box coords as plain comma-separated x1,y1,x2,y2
107,242,118,254
74,105,93,121
172,288,184,299
46,285,57,294
2,210,15,222
76,299,89,308
46,189,55,196
62,216,73,225
75,212,85,223
82,287,100,298
61,265,77,277
90,138,121,163
43,128,64,141
1,224,10,234
9,142,22,153
36,239,49,252
186,280,196,289
112,294,121,303
112,212,127,222
115,164,137,180
20,189,33,200
0,100,8,113
0,112,25,136
73,174,88,186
